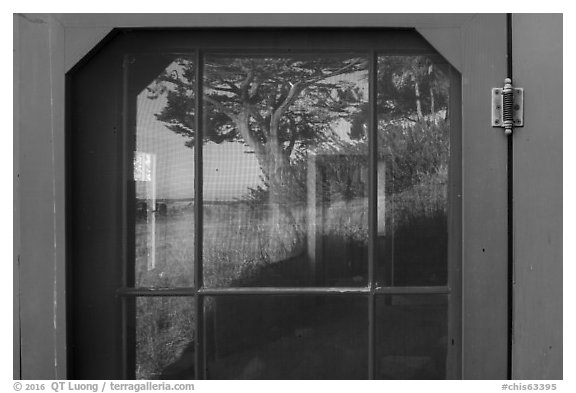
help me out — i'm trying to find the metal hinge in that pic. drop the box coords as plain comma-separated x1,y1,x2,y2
492,78,524,135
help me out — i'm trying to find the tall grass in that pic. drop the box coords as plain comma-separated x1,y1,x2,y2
136,297,195,379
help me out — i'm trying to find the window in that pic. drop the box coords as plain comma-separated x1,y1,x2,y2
68,29,461,380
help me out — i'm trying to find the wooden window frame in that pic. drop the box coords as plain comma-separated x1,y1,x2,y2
69,28,462,380
16,14,511,380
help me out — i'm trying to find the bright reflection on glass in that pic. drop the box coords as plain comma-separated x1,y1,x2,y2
133,55,196,287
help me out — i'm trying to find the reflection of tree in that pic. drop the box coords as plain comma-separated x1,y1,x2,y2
149,55,451,253
379,121,449,195
379,56,449,121
350,56,450,139
148,56,368,203
149,55,450,198
347,56,451,195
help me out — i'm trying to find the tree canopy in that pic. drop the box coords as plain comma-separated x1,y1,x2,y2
147,54,451,199
149,56,367,149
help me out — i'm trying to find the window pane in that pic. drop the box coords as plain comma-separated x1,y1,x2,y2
204,295,368,379
375,295,448,379
376,56,451,286
135,297,195,380
132,55,196,287
202,54,369,287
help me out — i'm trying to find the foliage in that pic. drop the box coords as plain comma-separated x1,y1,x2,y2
136,297,194,379
148,56,367,155
350,55,450,136
149,55,450,199
379,120,449,194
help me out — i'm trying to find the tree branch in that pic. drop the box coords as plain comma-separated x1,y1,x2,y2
211,86,238,94
248,80,262,100
271,82,305,130
303,58,365,85
204,96,238,122
285,127,298,158
268,58,365,138
401,115,419,123
223,80,241,94
239,67,255,99
248,106,266,128
155,75,193,91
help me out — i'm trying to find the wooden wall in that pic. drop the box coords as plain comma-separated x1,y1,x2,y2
512,13,563,380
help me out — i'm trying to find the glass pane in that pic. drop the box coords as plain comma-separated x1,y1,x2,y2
375,295,448,379
135,297,195,380
204,295,368,379
132,55,196,287
376,56,451,286
202,54,369,287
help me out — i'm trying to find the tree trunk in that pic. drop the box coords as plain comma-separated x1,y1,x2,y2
231,83,309,262
261,143,305,261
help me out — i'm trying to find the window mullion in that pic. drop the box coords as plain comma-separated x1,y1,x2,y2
368,49,378,381
194,49,205,380
123,54,137,380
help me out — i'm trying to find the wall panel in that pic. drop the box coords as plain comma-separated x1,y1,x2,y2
512,13,562,380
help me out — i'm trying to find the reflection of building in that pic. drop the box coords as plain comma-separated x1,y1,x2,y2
135,201,168,219
306,152,371,285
